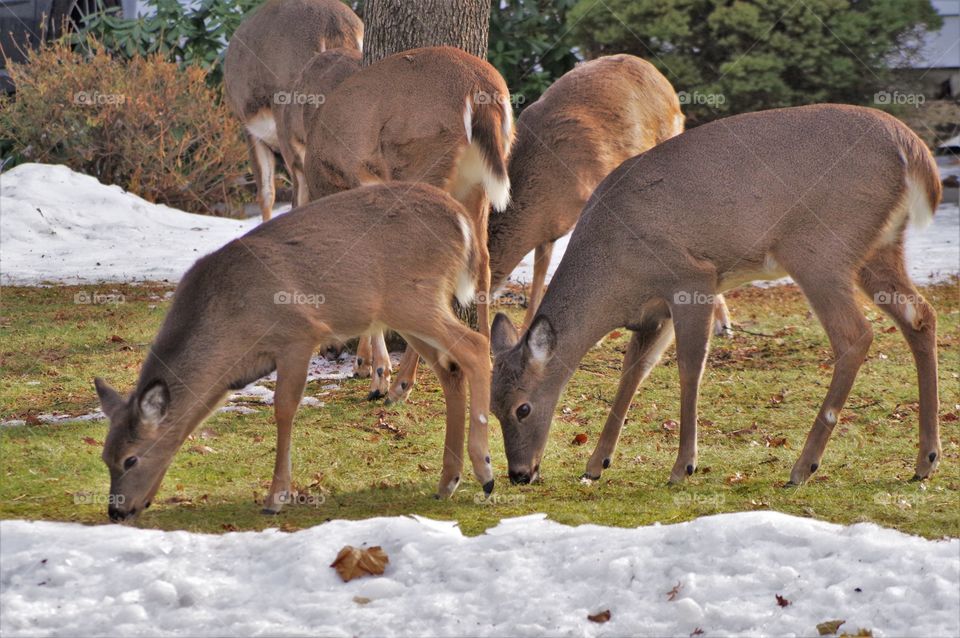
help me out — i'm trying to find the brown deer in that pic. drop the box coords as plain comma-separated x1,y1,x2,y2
303,46,514,400
384,54,733,405
276,48,362,208
223,0,362,221
94,184,494,522
489,104,942,488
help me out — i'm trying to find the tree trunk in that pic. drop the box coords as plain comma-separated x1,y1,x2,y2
361,0,491,67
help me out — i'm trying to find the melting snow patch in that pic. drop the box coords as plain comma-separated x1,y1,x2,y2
1,512,957,637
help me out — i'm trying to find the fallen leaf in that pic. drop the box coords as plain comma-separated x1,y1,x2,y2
943,412,958,422
417,463,431,472
221,523,238,532
109,334,125,343
776,594,791,607
662,419,679,432
587,610,611,623
765,436,788,448
82,436,100,446
25,414,41,426
817,620,846,635
839,630,873,637
188,445,215,455
572,432,588,445
666,581,683,601
725,472,746,485
331,545,389,582
882,325,897,334
279,522,301,533
690,629,705,637
609,330,623,339
353,596,372,605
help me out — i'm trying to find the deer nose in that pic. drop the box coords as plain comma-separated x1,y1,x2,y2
108,505,137,522
509,470,531,485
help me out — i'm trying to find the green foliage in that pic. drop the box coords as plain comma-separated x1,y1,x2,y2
72,0,264,85
567,0,943,124
488,0,580,110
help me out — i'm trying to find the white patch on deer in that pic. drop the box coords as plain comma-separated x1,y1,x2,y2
448,142,510,213
478,414,487,425
499,95,513,152
251,139,275,204
671,112,685,137
454,214,477,306
319,38,326,53
356,35,363,50
825,409,837,425
463,96,473,144
880,176,934,245
719,252,788,291
904,301,920,329
246,110,280,147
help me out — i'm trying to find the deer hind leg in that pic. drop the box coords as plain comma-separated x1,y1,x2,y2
263,345,312,514
858,244,940,480
667,293,715,483
366,331,392,401
712,294,734,338
520,241,555,332
247,133,276,223
354,334,373,378
584,317,675,480
386,347,420,405
786,274,873,486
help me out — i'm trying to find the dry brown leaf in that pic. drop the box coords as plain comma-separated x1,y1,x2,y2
572,432,588,445
82,436,100,446
188,445,215,455
587,610,611,623
221,523,238,532
765,436,788,448
353,596,372,605
690,629,705,637
725,472,746,485
331,545,389,582
666,581,683,601
609,330,623,339
943,412,958,422
776,594,791,607
109,334,125,343
662,419,679,432
839,630,873,637
817,619,846,635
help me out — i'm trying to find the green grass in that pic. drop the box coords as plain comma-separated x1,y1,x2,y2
1,282,958,538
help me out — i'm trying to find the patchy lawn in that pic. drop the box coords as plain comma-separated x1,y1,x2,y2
1,281,958,538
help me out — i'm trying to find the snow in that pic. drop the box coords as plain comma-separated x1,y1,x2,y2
1,512,957,637
2,163,956,287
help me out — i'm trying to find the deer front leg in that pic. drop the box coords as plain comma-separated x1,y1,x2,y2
386,347,420,404
584,319,674,480
263,347,310,514
476,250,491,339
354,334,373,378
712,294,733,338
521,241,554,332
667,297,714,484
367,331,391,401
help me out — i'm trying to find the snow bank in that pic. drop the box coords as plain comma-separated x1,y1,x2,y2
1,512,957,637
0,163,271,285
2,163,956,288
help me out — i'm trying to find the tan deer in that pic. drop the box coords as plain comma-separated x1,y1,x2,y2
276,48,362,208
303,46,514,400
383,55,734,405
223,0,362,221
94,184,494,522
487,55,732,337
490,104,942,488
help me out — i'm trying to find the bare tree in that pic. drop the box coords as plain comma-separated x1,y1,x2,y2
361,0,491,67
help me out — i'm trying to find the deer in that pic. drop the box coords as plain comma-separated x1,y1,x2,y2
303,46,514,401
489,104,942,489
223,0,362,222
383,54,736,405
94,183,494,522
276,48,361,208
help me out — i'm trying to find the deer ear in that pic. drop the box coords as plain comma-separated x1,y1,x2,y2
94,378,124,419
525,315,556,367
137,380,170,427
491,313,519,356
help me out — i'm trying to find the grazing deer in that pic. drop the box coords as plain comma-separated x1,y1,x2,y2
490,104,942,488
224,0,362,221
303,46,514,400
277,48,362,208
488,54,730,337
95,184,494,522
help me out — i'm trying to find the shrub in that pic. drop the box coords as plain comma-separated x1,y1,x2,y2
0,37,249,215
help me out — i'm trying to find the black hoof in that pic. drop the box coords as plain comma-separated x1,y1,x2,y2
809,463,818,473
482,479,494,495
261,508,280,515
783,481,798,488
602,458,610,469
909,473,924,482
686,464,694,475
580,472,600,481
366,389,383,401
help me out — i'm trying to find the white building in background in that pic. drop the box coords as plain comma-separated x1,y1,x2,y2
904,0,960,97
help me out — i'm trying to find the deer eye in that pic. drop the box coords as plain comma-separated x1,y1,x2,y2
123,456,139,470
515,403,531,421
